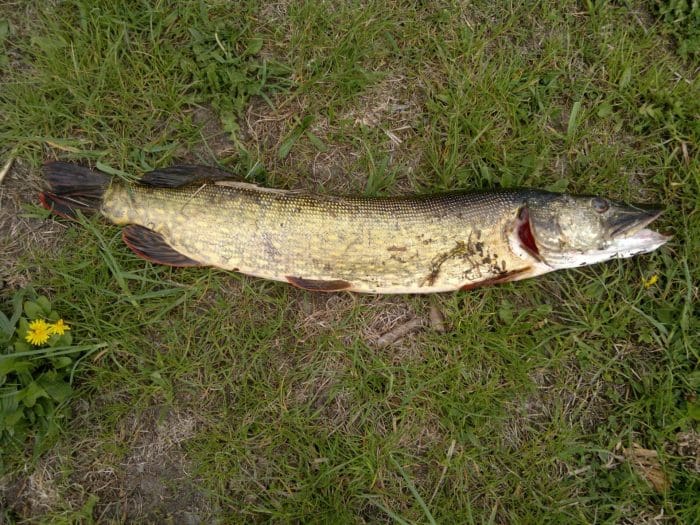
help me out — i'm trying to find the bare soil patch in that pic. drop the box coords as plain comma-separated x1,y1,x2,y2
0,158,66,292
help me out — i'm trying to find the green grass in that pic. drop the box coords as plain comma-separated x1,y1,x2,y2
1,0,699,522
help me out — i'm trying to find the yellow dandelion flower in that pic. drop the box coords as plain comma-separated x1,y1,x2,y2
643,274,659,289
50,319,70,335
25,319,51,346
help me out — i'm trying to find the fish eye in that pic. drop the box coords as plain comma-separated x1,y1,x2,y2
591,197,609,213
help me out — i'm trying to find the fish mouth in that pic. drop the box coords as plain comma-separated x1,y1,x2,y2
610,206,664,238
608,206,670,256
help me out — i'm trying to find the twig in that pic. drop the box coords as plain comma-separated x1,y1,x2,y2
376,317,424,348
0,156,14,185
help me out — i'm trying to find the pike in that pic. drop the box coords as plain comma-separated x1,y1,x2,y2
40,162,669,294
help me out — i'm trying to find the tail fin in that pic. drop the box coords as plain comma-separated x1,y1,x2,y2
40,162,111,219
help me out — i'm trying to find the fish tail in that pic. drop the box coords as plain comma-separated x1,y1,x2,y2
40,162,111,219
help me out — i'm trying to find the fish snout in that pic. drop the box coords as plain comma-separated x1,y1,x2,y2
609,205,664,238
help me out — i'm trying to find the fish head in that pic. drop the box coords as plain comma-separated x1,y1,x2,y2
522,193,670,269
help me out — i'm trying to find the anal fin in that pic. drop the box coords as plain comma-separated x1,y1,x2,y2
122,225,203,267
286,276,352,292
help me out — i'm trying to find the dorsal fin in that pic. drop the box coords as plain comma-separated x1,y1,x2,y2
139,165,239,188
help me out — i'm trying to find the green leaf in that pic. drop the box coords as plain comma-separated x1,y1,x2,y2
36,296,51,316
95,162,131,178
17,318,29,339
10,288,27,327
42,381,72,403
0,357,33,376
245,38,264,55
597,101,613,118
0,311,12,338
50,356,73,369
278,116,314,159
33,399,47,418
52,332,72,347
306,131,328,152
23,300,43,320
4,408,25,428
13,340,32,353
1,387,20,410
278,131,301,160
20,381,48,408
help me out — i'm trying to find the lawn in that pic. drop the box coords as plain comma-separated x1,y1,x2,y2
0,0,698,522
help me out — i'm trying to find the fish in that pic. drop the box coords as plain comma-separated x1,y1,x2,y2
39,162,670,294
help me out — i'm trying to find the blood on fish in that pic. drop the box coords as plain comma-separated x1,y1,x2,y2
517,207,540,259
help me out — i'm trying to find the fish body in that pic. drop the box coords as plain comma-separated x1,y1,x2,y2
103,182,544,293
40,163,669,294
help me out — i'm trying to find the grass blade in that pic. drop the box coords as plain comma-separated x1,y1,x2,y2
567,100,582,139
390,456,436,525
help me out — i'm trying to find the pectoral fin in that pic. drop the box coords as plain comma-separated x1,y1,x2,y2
122,225,203,267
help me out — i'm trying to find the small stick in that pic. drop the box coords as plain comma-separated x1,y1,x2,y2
0,156,14,185
376,317,425,348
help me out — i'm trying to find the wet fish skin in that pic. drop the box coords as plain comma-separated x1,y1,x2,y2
101,181,536,293
40,163,669,294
